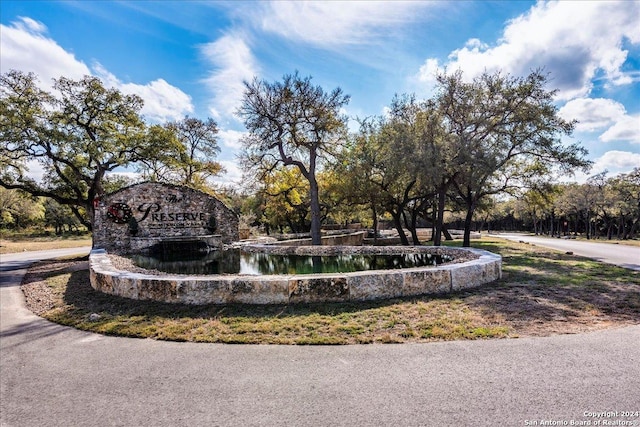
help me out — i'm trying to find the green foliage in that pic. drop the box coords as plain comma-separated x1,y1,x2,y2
0,187,44,229
238,72,350,244
512,168,640,239
325,69,591,247
260,168,311,233
0,70,177,229
137,117,223,192
44,198,82,234
437,70,591,246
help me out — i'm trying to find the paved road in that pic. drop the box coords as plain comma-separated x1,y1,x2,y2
496,233,640,271
1,249,639,427
0,247,93,272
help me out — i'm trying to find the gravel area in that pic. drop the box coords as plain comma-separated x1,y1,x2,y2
21,259,88,315
107,253,165,275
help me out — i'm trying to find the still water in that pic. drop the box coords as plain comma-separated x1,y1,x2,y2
130,250,452,275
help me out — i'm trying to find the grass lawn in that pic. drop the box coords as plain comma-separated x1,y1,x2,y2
0,232,92,254
20,236,640,344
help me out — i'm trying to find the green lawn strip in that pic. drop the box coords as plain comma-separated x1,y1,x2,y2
25,237,640,344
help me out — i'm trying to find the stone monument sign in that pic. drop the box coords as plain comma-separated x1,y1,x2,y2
92,182,239,254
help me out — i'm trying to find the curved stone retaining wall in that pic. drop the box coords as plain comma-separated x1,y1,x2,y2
89,246,501,305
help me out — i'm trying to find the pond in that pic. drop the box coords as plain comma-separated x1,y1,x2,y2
130,249,453,275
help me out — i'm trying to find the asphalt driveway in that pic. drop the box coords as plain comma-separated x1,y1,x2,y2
1,248,639,427
496,233,640,271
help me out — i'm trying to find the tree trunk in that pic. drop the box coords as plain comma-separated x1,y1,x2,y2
371,204,378,245
617,218,623,240
309,180,321,245
429,198,437,242
626,217,639,240
586,212,591,239
434,183,447,246
620,215,628,240
307,150,322,245
391,210,409,245
403,209,419,246
462,203,475,247
442,225,453,241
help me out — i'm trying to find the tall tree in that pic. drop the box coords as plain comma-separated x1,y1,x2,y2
336,114,423,245
386,95,455,245
377,97,430,245
608,168,640,239
334,99,456,246
238,72,349,245
137,117,223,191
44,198,82,234
437,70,591,246
261,167,310,234
515,184,560,235
333,118,389,242
0,187,44,229
0,70,172,230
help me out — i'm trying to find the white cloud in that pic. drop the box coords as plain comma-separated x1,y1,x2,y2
0,17,90,89
218,129,246,150
417,58,441,88
93,64,193,123
254,1,432,48
417,1,640,100
558,98,627,132
1,17,193,123
600,115,640,144
24,159,46,184
216,160,244,188
571,150,640,183
558,98,640,144
201,33,259,122
592,150,640,174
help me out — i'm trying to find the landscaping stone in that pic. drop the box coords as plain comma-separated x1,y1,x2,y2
403,268,451,295
89,246,502,305
92,182,238,254
349,270,404,301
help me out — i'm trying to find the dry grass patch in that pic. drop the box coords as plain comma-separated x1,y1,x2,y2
20,237,639,344
1,234,91,254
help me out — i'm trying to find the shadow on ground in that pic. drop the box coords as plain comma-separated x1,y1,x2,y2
460,241,640,334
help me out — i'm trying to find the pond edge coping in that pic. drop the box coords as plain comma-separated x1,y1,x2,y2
89,247,502,305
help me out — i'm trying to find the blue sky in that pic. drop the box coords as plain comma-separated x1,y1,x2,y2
1,0,639,186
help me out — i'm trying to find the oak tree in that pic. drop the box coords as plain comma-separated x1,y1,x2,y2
238,72,349,245
438,70,591,246
138,117,223,191
0,70,173,230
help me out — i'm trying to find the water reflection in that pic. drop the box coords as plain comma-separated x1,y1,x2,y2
130,250,452,275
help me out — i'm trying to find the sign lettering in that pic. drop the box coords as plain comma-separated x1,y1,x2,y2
136,202,208,229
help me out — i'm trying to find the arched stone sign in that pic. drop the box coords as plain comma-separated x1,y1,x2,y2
92,182,238,254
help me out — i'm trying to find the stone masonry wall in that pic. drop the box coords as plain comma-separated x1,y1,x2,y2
93,182,238,254
89,247,502,305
